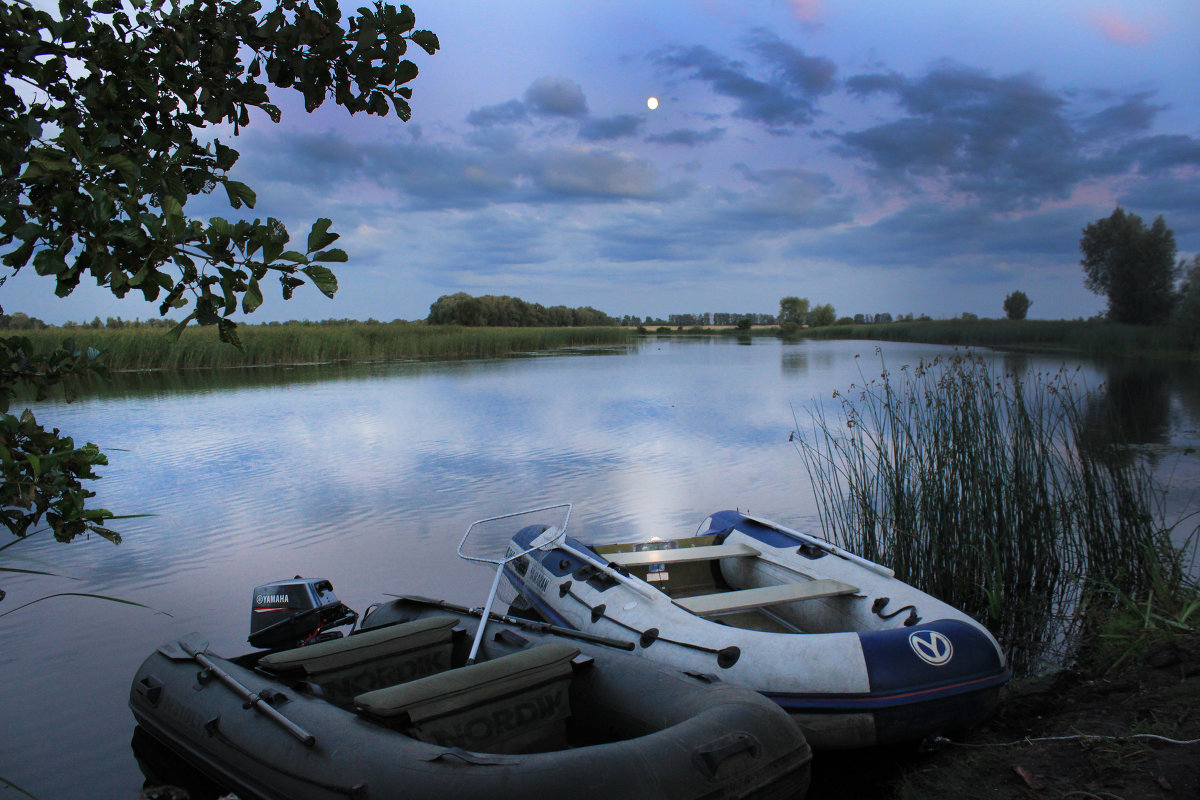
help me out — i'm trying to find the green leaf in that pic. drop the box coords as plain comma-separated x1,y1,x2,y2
223,180,257,210
410,29,440,55
217,318,243,350
313,248,348,263
242,278,263,314
301,265,339,298
307,218,339,253
214,140,239,171
167,313,196,341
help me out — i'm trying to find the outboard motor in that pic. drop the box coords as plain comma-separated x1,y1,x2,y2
249,577,358,650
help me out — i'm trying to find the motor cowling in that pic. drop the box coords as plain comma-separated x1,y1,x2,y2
249,577,357,650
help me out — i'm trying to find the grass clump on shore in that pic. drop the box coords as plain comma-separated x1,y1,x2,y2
792,349,1194,675
13,322,633,371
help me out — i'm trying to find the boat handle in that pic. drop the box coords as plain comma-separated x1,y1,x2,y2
692,732,760,779
135,674,164,707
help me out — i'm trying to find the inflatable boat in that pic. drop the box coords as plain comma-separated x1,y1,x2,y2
502,508,1010,749
130,578,812,800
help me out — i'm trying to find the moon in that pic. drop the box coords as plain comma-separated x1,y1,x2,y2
647,97,659,110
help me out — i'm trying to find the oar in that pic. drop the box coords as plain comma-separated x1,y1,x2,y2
168,634,316,747
743,513,895,578
391,594,636,651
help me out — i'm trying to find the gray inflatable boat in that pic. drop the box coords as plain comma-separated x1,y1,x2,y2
130,588,812,800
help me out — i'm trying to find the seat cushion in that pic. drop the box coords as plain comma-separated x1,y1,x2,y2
355,643,579,753
260,615,459,705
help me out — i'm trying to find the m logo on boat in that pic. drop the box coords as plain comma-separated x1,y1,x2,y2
908,630,953,666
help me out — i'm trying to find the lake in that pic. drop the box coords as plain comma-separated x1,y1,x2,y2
2,337,1197,799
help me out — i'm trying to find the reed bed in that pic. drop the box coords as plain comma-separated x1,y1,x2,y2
15,323,632,371
792,350,1189,674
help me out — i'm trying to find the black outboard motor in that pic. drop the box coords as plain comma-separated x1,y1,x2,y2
249,577,358,650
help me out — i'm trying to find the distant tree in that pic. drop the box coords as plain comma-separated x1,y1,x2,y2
778,296,810,326
0,312,48,330
1003,291,1031,320
1174,255,1200,347
1080,208,1178,324
810,304,836,327
426,293,616,327
735,317,752,331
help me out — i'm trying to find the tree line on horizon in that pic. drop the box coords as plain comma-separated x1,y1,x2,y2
425,292,619,327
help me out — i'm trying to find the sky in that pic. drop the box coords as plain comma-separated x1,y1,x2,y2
6,0,1200,324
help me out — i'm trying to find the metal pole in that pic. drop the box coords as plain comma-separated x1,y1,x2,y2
180,640,316,747
465,565,505,665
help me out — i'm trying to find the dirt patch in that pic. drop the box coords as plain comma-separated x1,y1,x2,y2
809,632,1200,800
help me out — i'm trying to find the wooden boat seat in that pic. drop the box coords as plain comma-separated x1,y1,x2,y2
675,579,860,616
604,542,760,567
355,643,580,754
258,615,459,706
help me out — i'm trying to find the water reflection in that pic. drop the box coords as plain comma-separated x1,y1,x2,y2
781,348,809,375
1,338,1196,800
1086,362,1173,446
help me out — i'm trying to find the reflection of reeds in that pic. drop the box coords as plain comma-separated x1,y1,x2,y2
799,319,1194,356
793,350,1187,675
16,324,632,371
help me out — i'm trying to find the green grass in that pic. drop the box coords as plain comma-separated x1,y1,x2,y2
792,350,1193,674
13,322,633,371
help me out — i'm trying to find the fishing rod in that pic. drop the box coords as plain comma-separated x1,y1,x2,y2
387,594,636,651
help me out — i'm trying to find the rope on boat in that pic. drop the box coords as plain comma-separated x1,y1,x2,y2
929,733,1200,748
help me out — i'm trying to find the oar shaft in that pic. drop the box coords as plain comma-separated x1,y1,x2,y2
403,594,636,651
183,644,316,747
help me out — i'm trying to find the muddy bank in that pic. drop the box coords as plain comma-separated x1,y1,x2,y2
808,632,1200,799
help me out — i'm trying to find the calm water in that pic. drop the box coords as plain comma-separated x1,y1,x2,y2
2,338,1197,799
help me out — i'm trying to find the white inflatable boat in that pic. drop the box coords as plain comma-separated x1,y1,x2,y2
502,508,1010,749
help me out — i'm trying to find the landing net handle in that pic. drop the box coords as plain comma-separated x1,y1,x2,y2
458,503,572,664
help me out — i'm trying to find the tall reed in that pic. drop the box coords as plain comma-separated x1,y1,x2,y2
792,349,1185,674
15,323,632,371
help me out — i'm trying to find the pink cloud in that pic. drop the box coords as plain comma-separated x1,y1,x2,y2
789,0,823,24
1087,8,1154,45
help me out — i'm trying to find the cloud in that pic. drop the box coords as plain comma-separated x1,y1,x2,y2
797,202,1087,278
730,164,855,229
654,44,826,128
1086,9,1154,45
527,147,666,200
787,0,823,25
465,76,590,131
746,29,837,97
645,127,726,147
524,76,589,118
841,64,1089,209
1081,92,1165,139
579,115,644,141
466,99,529,128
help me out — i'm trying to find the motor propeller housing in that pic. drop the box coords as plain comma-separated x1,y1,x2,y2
249,577,357,649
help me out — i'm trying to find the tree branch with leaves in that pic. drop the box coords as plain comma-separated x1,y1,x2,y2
0,0,437,559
